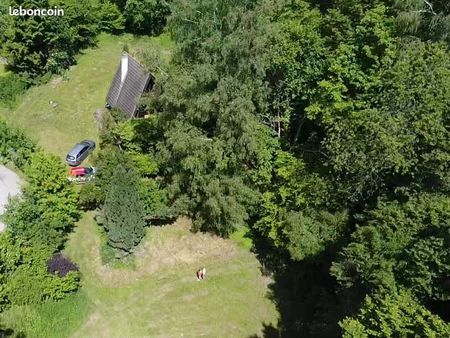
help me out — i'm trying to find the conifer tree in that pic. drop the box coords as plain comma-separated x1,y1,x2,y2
103,166,146,256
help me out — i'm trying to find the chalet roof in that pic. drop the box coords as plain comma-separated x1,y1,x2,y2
106,53,151,118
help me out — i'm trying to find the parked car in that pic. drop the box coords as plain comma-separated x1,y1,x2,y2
68,166,96,184
65,140,96,166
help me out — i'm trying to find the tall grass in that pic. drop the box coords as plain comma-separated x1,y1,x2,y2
0,292,92,338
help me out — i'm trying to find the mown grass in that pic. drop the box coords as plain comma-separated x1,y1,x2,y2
61,214,278,338
0,33,173,159
0,32,278,337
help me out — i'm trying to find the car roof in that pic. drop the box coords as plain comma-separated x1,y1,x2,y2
68,143,87,156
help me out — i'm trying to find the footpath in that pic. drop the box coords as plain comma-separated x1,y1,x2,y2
0,166,21,232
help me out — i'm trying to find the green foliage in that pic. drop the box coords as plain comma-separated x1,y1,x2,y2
151,0,280,235
340,290,450,337
0,0,100,78
98,0,125,34
0,292,91,338
124,0,170,35
331,194,450,300
309,33,449,201
4,151,79,251
395,0,450,44
0,73,28,107
79,146,128,208
102,165,146,256
0,0,50,78
191,175,257,237
139,178,171,220
267,0,327,140
79,144,170,223
0,122,80,312
0,120,35,169
0,234,80,311
254,151,348,262
157,119,266,236
286,210,348,261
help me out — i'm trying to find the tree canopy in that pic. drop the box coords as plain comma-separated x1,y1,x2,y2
1,0,449,335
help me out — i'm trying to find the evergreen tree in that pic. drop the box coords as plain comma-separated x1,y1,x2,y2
1,0,50,78
103,166,146,256
0,0,100,78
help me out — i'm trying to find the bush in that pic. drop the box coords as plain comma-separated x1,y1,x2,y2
47,253,79,277
0,235,80,309
140,178,171,220
0,73,27,106
4,151,79,251
79,147,129,209
0,120,35,169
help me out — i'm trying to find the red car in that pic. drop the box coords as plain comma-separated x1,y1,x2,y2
68,166,96,183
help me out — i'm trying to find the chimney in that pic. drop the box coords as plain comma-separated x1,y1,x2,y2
121,52,129,83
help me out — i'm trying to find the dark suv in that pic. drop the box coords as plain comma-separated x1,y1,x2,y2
65,140,96,166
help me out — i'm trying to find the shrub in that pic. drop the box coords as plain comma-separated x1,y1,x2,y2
4,151,79,251
0,120,35,169
79,147,129,209
47,253,79,277
0,73,27,106
0,235,80,309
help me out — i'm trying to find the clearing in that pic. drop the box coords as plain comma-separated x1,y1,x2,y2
66,214,278,338
1,214,279,337
0,34,278,337
0,33,173,159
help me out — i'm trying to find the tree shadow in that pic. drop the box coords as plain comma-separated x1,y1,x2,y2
0,327,25,338
248,231,361,338
247,323,280,338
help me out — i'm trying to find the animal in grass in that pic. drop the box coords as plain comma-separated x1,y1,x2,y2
196,267,207,280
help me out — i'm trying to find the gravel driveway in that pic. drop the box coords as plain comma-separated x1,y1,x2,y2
0,166,21,232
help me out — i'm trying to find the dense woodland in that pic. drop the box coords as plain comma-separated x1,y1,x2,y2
0,0,449,337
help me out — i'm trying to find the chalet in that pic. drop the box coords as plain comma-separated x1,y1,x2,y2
106,52,154,119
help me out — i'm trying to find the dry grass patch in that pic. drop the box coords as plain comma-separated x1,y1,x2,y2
63,213,279,337
91,217,238,287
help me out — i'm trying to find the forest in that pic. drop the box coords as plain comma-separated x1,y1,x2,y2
0,0,449,337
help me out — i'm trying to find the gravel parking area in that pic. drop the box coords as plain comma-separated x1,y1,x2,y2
0,166,21,232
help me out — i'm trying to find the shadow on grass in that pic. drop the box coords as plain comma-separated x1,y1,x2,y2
0,327,25,338
248,232,360,338
247,323,279,338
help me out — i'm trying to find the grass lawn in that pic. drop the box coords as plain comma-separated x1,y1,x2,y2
0,33,173,159
62,214,278,338
0,33,278,337
2,214,278,337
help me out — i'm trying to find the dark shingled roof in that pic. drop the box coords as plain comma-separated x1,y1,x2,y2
106,53,152,118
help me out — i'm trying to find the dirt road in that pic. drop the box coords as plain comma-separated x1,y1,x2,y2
0,165,21,232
